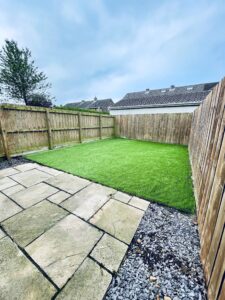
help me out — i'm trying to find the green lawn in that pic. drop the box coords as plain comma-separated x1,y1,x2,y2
25,138,195,213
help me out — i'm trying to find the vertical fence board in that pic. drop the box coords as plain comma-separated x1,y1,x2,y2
189,78,225,300
115,113,192,145
0,105,115,157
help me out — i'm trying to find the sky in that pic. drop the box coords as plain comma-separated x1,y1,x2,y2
0,0,225,105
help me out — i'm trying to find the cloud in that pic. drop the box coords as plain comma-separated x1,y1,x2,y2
0,0,224,104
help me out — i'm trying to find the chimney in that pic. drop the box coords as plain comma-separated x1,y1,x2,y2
94,96,97,101
170,85,175,89
146,88,150,92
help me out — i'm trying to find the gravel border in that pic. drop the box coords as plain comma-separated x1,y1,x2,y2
0,156,28,170
105,203,207,300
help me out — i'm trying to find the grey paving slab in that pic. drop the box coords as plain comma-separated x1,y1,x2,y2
2,200,68,247
56,258,112,300
37,165,63,176
129,196,150,211
0,228,6,239
14,163,38,172
0,167,19,179
90,199,144,244
26,214,102,288
61,183,115,220
0,193,22,222
11,182,58,208
0,237,56,299
10,169,52,187
0,177,17,191
45,173,90,194
113,191,131,203
2,184,25,196
91,233,128,272
48,191,70,204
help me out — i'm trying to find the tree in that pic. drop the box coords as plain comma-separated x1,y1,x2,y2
0,40,51,105
27,93,53,108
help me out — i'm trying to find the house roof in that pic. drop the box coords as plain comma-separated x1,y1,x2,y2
110,82,218,110
88,99,114,110
65,98,114,111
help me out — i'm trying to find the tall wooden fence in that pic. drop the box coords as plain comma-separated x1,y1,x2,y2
115,113,192,145
0,105,115,158
189,79,225,300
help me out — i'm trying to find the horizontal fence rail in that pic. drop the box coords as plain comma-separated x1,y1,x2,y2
0,104,115,157
189,79,225,300
115,113,193,145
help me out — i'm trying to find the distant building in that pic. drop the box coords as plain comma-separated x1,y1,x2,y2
65,97,114,112
109,82,218,115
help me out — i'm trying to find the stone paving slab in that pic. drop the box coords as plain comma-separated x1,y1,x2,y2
0,163,149,299
0,176,18,191
0,228,6,239
56,258,112,300
129,196,150,211
10,182,58,208
0,237,56,299
2,200,68,247
113,191,132,203
14,163,38,172
61,183,115,220
37,165,63,176
0,167,19,179
0,193,22,222
90,233,128,273
48,191,71,204
46,173,90,194
90,199,144,244
11,169,52,187
2,184,25,196
26,214,103,288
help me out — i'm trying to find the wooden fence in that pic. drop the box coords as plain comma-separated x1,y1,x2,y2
189,79,225,300
115,113,193,145
0,105,115,158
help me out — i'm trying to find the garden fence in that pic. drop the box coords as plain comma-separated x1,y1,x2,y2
0,105,115,158
0,81,225,300
115,113,192,145
189,78,225,300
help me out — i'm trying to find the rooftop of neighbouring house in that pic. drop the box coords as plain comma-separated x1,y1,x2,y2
110,82,218,110
65,98,114,112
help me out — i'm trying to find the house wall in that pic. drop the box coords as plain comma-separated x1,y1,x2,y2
110,105,198,115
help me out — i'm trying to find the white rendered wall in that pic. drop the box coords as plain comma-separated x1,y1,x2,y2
110,106,197,115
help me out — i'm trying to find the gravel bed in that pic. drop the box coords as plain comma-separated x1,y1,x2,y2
0,156,28,170
105,203,207,300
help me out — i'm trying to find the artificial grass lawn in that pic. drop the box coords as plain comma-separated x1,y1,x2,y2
26,138,195,213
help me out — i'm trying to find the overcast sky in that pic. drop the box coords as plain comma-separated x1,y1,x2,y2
0,0,225,105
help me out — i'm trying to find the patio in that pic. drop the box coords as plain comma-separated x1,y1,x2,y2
0,162,149,299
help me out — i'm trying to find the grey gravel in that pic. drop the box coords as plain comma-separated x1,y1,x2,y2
0,157,28,170
105,203,207,300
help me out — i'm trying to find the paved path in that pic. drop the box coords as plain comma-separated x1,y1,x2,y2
0,163,149,300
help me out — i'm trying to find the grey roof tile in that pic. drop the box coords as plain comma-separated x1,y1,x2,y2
112,82,218,109
65,99,114,112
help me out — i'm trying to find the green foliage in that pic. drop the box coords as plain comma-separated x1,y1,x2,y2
26,138,195,213
27,93,53,108
54,105,109,115
0,40,51,105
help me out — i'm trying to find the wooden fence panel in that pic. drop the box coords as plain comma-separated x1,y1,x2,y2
115,113,193,145
189,78,225,300
0,105,115,157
